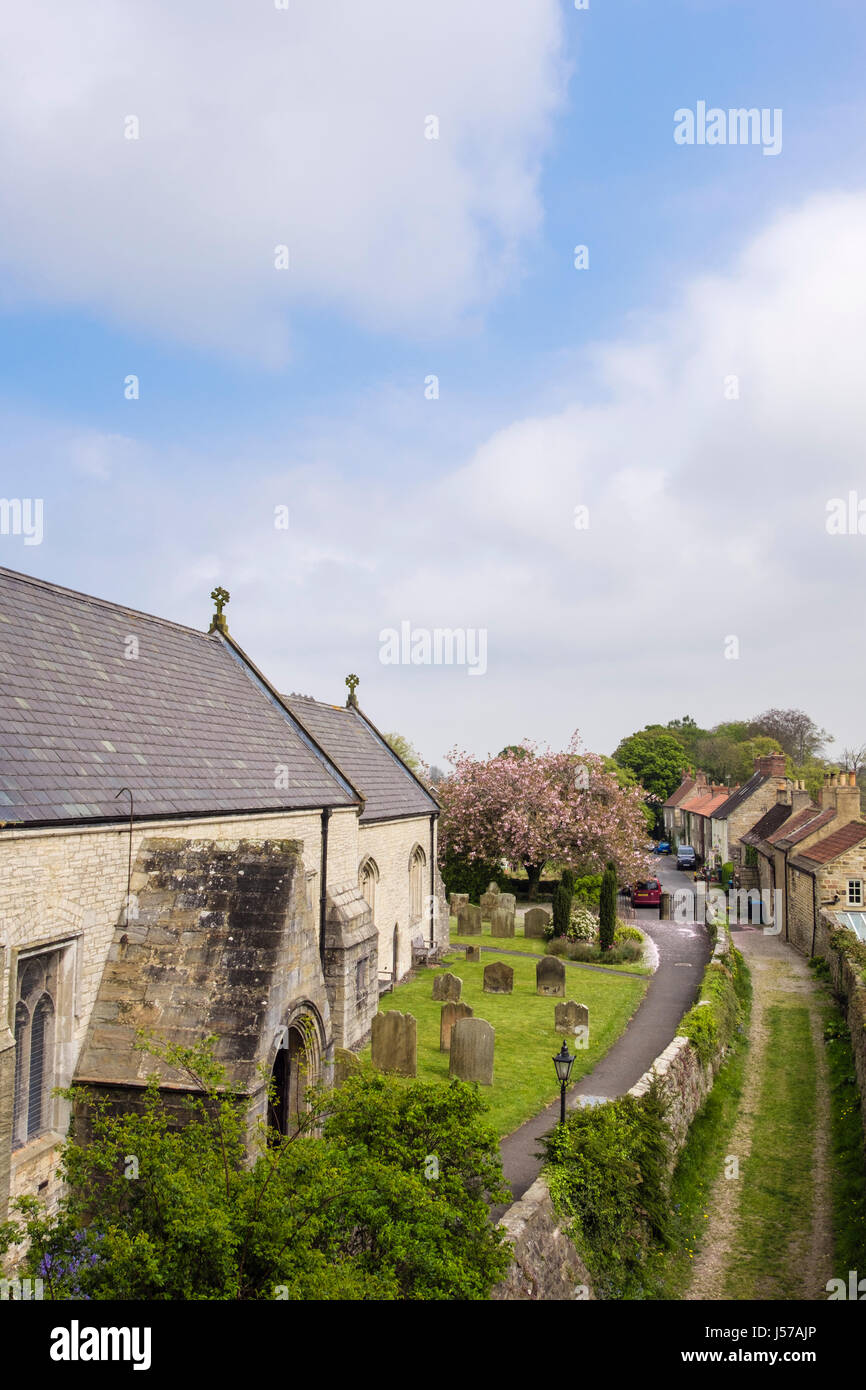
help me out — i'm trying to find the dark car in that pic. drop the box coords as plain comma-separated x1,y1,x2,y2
676,845,697,871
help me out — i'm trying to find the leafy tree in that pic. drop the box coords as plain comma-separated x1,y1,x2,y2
552,882,573,938
438,733,649,899
747,708,832,764
612,730,687,802
599,861,617,951
0,1039,511,1301
384,732,422,774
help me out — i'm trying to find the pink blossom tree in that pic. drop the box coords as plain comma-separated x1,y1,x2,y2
437,733,650,898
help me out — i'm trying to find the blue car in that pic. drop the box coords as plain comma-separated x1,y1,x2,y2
655,841,671,854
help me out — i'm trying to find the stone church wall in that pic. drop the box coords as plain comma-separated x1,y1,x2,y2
358,816,446,984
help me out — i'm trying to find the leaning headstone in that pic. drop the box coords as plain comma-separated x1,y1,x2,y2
524,907,551,939
555,1000,589,1035
371,1011,417,1077
449,1018,494,1085
536,956,566,997
432,971,462,1003
450,892,469,918
465,944,481,964
490,906,515,938
458,903,482,936
440,1001,474,1051
498,892,517,915
480,884,500,921
483,961,514,994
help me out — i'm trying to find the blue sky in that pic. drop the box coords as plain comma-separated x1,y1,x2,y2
2,0,865,767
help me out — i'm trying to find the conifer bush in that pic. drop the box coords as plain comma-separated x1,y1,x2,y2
599,861,617,951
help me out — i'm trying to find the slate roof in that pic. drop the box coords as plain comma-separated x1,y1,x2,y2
711,771,768,821
284,695,438,824
795,821,866,866
741,802,793,847
768,805,834,850
0,567,359,826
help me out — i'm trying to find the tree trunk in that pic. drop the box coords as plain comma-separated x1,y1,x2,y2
524,862,545,900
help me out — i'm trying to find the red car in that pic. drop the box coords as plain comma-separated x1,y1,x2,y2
631,877,662,907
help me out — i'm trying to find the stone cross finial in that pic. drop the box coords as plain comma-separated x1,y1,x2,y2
346,673,359,708
209,585,230,634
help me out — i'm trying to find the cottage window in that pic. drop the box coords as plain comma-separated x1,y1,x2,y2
12,951,60,1149
847,879,863,907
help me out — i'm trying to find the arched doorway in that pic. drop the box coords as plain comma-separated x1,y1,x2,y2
267,1025,309,1138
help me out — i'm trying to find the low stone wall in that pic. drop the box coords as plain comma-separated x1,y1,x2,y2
490,1178,593,1301
492,931,733,1299
821,911,866,1147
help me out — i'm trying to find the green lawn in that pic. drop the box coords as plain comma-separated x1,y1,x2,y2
365,950,648,1137
448,919,652,976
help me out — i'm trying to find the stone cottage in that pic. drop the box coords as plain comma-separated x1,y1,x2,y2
0,566,447,1220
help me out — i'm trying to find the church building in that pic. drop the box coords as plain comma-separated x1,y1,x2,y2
0,566,447,1220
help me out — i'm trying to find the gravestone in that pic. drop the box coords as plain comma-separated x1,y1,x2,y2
439,1000,474,1051
536,955,566,997
555,1000,589,1035
458,903,482,936
480,883,500,921
371,1011,417,1077
483,961,514,994
490,906,515,938
449,1018,495,1085
432,971,462,1003
498,892,517,915
465,944,481,964
524,907,551,939
450,892,469,918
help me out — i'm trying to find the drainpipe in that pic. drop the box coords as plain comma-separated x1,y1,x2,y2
811,871,818,957
319,808,332,964
429,814,437,948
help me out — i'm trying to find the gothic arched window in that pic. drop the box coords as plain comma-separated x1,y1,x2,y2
12,952,59,1149
409,846,426,922
359,857,379,918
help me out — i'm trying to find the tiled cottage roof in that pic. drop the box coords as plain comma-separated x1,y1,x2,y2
0,567,358,825
711,771,768,821
742,802,793,847
768,805,834,850
687,789,732,818
284,695,438,824
795,821,866,866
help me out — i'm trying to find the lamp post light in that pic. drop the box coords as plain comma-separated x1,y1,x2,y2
552,1041,576,1126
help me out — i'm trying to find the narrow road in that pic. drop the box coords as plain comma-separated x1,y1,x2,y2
495,858,710,1211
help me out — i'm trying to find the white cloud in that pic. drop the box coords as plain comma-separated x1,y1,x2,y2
5,191,866,759
0,0,566,360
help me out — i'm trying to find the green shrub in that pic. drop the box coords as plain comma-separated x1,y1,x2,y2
599,862,617,950
721,861,734,889
679,940,746,1064
572,873,603,908
552,883,572,938
560,868,576,897
542,1082,671,1294
441,852,502,905
558,940,643,965
614,925,643,943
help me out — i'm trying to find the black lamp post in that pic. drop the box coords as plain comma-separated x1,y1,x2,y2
552,1041,576,1126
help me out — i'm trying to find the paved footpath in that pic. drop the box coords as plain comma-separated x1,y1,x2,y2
494,867,710,1213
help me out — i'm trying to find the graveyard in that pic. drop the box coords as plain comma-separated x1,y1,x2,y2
448,915,653,974
362,950,648,1137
